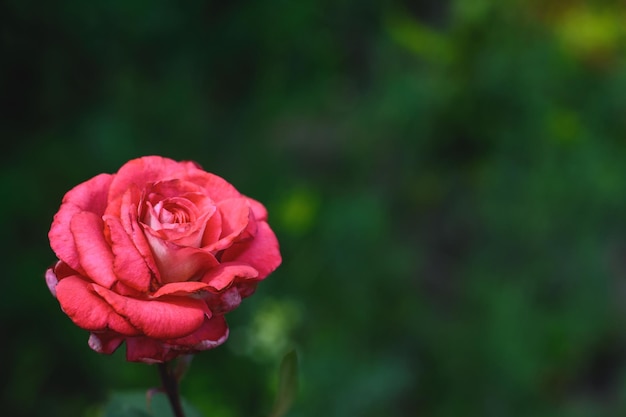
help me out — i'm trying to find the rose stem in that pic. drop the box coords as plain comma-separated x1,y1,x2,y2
158,362,186,417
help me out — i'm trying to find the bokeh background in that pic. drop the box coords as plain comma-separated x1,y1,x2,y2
3,1,626,416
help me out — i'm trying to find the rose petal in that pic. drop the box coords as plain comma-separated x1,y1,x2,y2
46,261,80,297
205,287,242,314
45,266,59,297
144,195,216,247
92,285,209,339
108,156,203,201
49,173,113,272
186,170,242,202
201,209,222,248
167,315,229,350
246,197,268,221
151,281,211,299
105,216,152,292
125,337,173,363
221,221,282,279
70,212,117,288
55,276,139,335
118,187,161,281
204,198,250,251
144,231,218,283
201,262,259,292
88,332,124,354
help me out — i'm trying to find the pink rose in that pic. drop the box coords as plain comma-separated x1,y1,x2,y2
46,156,281,363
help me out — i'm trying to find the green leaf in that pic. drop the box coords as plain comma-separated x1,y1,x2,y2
268,349,299,417
100,391,205,417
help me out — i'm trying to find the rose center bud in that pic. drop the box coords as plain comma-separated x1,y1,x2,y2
149,197,199,230
160,203,191,224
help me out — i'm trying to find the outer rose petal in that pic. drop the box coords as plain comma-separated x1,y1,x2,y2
55,276,139,336
205,198,250,251
201,262,259,291
70,212,118,288
205,287,242,314
104,216,152,292
221,221,282,279
92,285,209,339
167,315,229,350
49,173,113,272
151,281,211,298
45,267,59,297
246,197,268,221
88,333,124,354
126,337,173,363
107,156,201,202
185,170,242,202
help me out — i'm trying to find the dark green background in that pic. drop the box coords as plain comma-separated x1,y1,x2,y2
3,1,626,416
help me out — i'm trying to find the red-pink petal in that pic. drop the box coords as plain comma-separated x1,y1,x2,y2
108,156,200,201
247,197,268,221
144,230,218,283
204,198,250,251
49,173,113,272
55,276,139,335
88,333,124,354
220,221,282,279
70,211,117,288
105,216,152,292
186,170,242,202
205,287,242,314
92,285,209,339
167,315,229,350
201,209,222,247
151,281,211,298
201,262,259,291
118,187,161,281
125,337,172,363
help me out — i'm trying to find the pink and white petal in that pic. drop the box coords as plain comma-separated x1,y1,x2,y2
125,337,172,363
105,216,152,292
168,315,229,350
88,332,124,354
92,286,209,339
151,281,211,299
55,276,139,335
220,221,282,279
200,262,258,292
70,212,117,288
144,231,218,283
45,266,60,297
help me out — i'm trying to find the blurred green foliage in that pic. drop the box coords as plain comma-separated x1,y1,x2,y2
3,0,626,416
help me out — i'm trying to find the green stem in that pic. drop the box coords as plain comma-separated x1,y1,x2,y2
158,362,186,417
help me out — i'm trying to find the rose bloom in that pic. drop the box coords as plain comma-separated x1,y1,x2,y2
46,156,281,363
